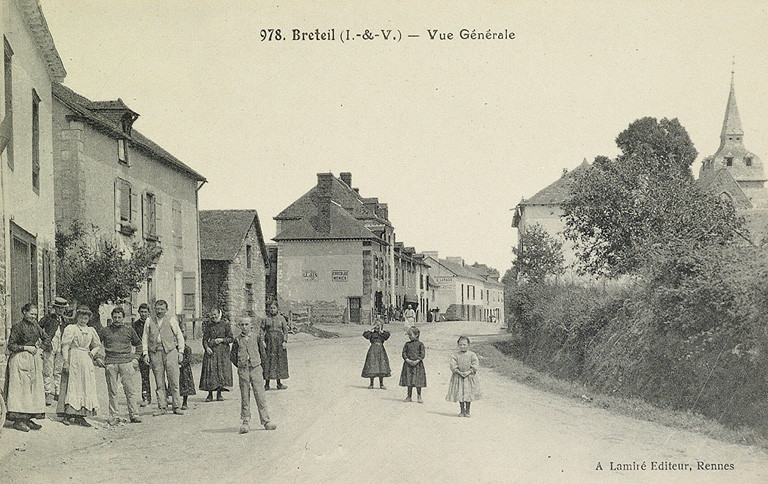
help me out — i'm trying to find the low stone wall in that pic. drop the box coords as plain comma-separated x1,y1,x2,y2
283,299,347,324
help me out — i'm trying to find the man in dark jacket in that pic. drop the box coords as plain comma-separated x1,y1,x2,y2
132,303,152,406
38,297,68,405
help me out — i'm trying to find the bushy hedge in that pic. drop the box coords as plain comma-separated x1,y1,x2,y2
504,246,768,432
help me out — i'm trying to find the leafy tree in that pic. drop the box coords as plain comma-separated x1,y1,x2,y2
56,221,162,317
512,223,565,284
563,117,743,278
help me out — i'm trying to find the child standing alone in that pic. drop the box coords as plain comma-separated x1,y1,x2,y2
178,325,195,410
446,336,481,417
399,327,426,403
361,322,391,389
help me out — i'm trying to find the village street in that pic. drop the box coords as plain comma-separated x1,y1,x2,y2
1,321,766,484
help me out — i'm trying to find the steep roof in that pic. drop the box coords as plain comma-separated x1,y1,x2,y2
274,202,378,241
52,83,205,182
18,0,66,81
275,176,391,226
721,79,744,138
519,159,590,206
200,210,269,266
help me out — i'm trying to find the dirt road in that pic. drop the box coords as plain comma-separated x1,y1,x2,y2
1,321,766,483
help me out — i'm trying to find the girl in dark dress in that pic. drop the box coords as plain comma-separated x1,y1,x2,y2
199,308,233,401
399,326,426,402
4,303,46,432
262,302,289,390
361,322,391,389
178,325,195,409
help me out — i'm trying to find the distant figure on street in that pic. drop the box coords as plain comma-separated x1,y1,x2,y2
399,327,426,403
446,335,481,417
261,302,289,390
199,307,233,402
142,299,185,415
99,307,142,425
38,297,68,406
403,304,416,333
57,306,102,427
4,303,46,432
178,324,195,410
230,317,277,433
132,303,153,406
361,322,391,389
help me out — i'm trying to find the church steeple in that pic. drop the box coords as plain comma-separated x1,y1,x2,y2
720,71,744,140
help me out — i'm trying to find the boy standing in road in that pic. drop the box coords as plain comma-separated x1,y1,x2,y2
100,307,142,424
142,300,185,415
230,317,277,434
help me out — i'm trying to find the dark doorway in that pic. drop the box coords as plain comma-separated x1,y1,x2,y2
349,297,361,323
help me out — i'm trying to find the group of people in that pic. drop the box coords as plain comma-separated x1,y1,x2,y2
361,322,481,416
3,298,290,434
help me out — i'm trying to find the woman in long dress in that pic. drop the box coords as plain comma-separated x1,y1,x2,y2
361,322,391,389
57,306,102,427
261,302,289,390
199,308,233,401
4,303,46,432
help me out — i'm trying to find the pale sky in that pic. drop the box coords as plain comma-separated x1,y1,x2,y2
42,1,768,273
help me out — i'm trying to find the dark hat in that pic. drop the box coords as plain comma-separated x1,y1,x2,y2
53,297,69,307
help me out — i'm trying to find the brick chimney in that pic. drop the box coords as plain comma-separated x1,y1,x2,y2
376,203,389,221
363,197,379,214
340,172,352,187
447,256,464,266
314,173,334,234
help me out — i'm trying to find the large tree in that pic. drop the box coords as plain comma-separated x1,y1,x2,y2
56,221,162,316
563,117,742,278
512,223,565,284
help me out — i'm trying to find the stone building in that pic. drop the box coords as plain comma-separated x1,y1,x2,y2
200,210,269,321
697,77,768,244
52,83,206,323
511,160,590,281
394,243,430,320
0,0,66,348
423,253,504,324
274,172,394,324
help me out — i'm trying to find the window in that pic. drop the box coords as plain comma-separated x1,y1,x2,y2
246,244,252,268
116,179,132,222
32,89,39,192
182,272,196,312
725,157,733,167
245,283,254,316
746,157,753,167
4,37,12,168
118,139,128,165
143,192,157,240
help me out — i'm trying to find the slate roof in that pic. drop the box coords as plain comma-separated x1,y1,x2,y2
200,210,269,266
274,202,378,241
275,176,390,226
52,83,205,182
426,257,503,286
520,159,590,206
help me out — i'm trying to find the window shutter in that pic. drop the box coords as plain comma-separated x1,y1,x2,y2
114,180,121,232
130,188,138,225
155,195,163,242
142,193,148,239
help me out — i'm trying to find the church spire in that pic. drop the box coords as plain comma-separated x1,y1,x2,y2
721,69,744,139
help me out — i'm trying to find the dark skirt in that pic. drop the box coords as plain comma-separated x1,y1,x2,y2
179,362,196,397
399,361,427,388
263,330,289,380
199,345,233,391
362,343,391,378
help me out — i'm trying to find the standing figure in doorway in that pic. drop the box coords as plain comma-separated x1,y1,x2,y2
261,302,289,390
199,307,233,402
361,322,391,389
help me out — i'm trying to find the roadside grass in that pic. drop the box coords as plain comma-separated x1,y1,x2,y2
474,341,768,451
